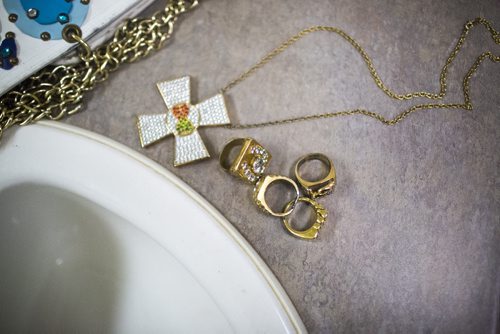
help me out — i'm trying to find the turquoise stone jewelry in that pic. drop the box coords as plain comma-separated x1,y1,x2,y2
136,76,230,166
4,0,89,40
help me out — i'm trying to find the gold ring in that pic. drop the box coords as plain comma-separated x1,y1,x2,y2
220,138,271,184
253,174,300,217
295,153,336,198
282,197,328,240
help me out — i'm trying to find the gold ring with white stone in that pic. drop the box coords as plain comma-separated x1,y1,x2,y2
219,138,271,184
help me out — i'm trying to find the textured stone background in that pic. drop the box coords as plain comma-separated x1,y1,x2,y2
65,0,499,333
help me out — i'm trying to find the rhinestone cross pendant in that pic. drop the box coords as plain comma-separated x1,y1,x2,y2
136,76,230,166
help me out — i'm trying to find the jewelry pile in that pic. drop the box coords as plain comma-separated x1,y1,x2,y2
220,138,336,240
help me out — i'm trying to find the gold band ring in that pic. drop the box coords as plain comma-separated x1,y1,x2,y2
220,138,271,184
295,153,336,198
253,174,300,217
282,197,328,240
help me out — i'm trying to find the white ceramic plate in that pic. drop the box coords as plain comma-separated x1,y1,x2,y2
0,122,306,333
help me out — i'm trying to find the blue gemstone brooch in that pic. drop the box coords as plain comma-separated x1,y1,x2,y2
0,32,18,70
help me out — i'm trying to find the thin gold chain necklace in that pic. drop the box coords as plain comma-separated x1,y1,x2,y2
131,16,498,167
220,18,499,129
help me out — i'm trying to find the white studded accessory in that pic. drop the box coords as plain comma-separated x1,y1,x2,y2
137,76,230,166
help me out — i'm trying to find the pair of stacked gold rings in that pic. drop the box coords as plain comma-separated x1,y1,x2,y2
220,138,336,240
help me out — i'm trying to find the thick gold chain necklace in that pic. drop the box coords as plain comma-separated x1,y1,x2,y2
0,1,198,140
0,0,498,141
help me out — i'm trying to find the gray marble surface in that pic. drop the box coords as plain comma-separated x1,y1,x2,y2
64,0,499,333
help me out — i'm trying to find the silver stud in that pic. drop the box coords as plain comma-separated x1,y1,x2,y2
27,8,38,19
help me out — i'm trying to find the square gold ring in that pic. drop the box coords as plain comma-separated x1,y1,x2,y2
220,138,271,184
282,197,328,240
253,174,300,217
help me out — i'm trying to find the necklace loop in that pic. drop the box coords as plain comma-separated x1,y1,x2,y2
222,18,500,129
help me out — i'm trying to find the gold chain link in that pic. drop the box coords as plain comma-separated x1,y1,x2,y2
222,17,500,128
0,0,198,140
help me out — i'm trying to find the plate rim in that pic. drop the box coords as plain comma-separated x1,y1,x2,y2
21,120,307,333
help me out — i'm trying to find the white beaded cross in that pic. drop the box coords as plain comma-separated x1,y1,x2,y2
136,76,230,166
